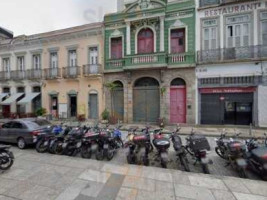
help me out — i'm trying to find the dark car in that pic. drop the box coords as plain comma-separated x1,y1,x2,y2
0,118,52,149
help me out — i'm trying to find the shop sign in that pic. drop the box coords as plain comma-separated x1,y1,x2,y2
204,2,262,17
200,87,256,94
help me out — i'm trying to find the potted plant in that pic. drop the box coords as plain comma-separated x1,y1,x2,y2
36,108,47,117
104,82,120,124
101,109,110,124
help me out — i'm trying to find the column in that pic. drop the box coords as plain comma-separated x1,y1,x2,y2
160,16,165,52
126,21,131,55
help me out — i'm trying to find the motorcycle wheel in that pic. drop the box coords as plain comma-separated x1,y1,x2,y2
201,163,210,174
142,156,149,166
107,148,115,161
81,146,92,159
65,147,76,157
127,153,137,164
116,138,124,148
96,149,104,160
215,147,227,160
0,152,14,170
36,140,48,153
238,168,248,179
149,144,154,153
180,156,190,172
161,161,167,168
54,142,64,155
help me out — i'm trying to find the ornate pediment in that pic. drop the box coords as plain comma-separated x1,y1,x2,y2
110,29,123,37
170,20,186,28
124,0,165,13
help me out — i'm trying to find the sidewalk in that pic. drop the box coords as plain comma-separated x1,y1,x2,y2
1,147,267,200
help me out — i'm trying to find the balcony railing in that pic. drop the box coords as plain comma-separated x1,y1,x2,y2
27,69,42,80
168,52,195,65
83,64,102,76
106,59,125,70
0,71,11,81
11,70,26,80
62,66,81,79
124,53,166,68
198,45,267,64
199,0,255,7
44,68,61,80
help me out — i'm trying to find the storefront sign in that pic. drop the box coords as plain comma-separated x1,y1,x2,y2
204,2,262,17
200,87,256,94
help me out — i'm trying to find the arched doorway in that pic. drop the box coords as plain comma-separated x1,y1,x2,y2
138,28,154,54
133,77,160,122
170,78,186,123
113,81,124,121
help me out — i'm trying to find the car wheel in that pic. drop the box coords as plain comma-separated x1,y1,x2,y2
17,138,26,149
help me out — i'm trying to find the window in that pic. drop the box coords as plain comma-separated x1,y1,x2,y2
226,15,250,48
12,122,23,129
111,37,123,59
202,19,218,50
33,86,41,93
17,56,25,71
33,54,41,69
138,28,154,54
2,58,10,72
261,12,267,45
2,122,13,129
171,28,186,53
50,52,58,68
3,87,10,93
89,47,98,64
17,87,25,93
68,50,77,67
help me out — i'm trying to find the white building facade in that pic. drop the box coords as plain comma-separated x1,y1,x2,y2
196,0,267,127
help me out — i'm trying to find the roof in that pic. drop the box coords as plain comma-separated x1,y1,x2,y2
0,27,13,39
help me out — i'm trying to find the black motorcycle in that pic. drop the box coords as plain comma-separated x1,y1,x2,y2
214,129,229,160
171,126,190,172
49,126,72,154
185,129,212,174
124,127,152,166
35,133,55,153
244,133,267,180
0,145,14,170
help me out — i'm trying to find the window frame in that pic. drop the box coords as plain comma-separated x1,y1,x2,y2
110,36,123,59
260,11,267,45
50,52,58,69
88,46,99,65
68,49,77,67
201,18,219,50
17,56,25,71
32,54,41,70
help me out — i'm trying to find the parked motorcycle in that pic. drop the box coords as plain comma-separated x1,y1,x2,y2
244,133,267,180
171,125,190,172
185,129,212,174
0,145,14,170
152,129,171,168
214,129,229,160
124,127,152,166
49,126,72,154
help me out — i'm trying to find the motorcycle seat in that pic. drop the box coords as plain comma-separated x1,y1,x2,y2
251,147,267,161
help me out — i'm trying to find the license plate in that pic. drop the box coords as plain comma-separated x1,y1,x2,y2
104,144,109,149
62,143,68,148
77,142,82,148
44,141,49,146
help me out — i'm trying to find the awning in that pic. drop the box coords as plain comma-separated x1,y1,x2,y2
0,93,8,100
17,93,40,105
1,93,24,105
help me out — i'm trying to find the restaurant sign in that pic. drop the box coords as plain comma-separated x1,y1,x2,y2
204,2,263,17
200,87,256,94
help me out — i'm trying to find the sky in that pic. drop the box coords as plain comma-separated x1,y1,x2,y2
0,0,117,36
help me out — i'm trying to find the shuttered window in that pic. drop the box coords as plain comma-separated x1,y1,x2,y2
111,37,123,59
202,19,218,50
260,12,267,45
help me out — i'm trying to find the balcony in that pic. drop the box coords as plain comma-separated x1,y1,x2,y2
44,68,61,80
105,59,125,71
0,71,11,81
11,70,26,81
27,69,42,80
62,66,81,79
83,64,102,76
168,52,195,66
124,53,167,70
198,45,267,64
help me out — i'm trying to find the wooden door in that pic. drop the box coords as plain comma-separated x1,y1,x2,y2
171,28,186,53
111,37,122,59
138,29,154,54
170,87,186,123
89,94,98,119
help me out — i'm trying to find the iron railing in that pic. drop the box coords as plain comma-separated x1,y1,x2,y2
198,45,267,64
27,69,42,80
0,71,11,81
83,64,102,76
62,66,81,78
11,70,26,80
43,68,61,80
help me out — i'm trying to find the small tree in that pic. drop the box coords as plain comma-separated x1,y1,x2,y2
104,82,120,119
101,109,110,120
36,108,47,117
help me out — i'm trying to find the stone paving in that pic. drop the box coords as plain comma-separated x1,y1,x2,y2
0,147,267,200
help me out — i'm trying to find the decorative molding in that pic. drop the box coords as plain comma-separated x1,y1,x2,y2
170,19,186,28
14,51,27,56
66,44,79,50
30,49,43,54
110,29,123,37
48,47,60,52
0,53,11,58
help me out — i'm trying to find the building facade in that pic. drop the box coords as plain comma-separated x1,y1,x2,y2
0,23,104,120
196,0,267,126
104,0,196,124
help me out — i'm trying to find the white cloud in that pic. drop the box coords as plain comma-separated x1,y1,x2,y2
0,0,117,36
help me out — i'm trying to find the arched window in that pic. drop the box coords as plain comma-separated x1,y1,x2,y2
171,78,186,86
138,28,154,54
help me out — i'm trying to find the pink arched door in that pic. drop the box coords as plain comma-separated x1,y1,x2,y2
138,28,154,54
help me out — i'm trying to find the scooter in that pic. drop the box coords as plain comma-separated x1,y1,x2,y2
0,145,14,170
171,125,190,172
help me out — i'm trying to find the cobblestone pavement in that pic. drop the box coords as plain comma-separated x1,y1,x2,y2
0,145,267,200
